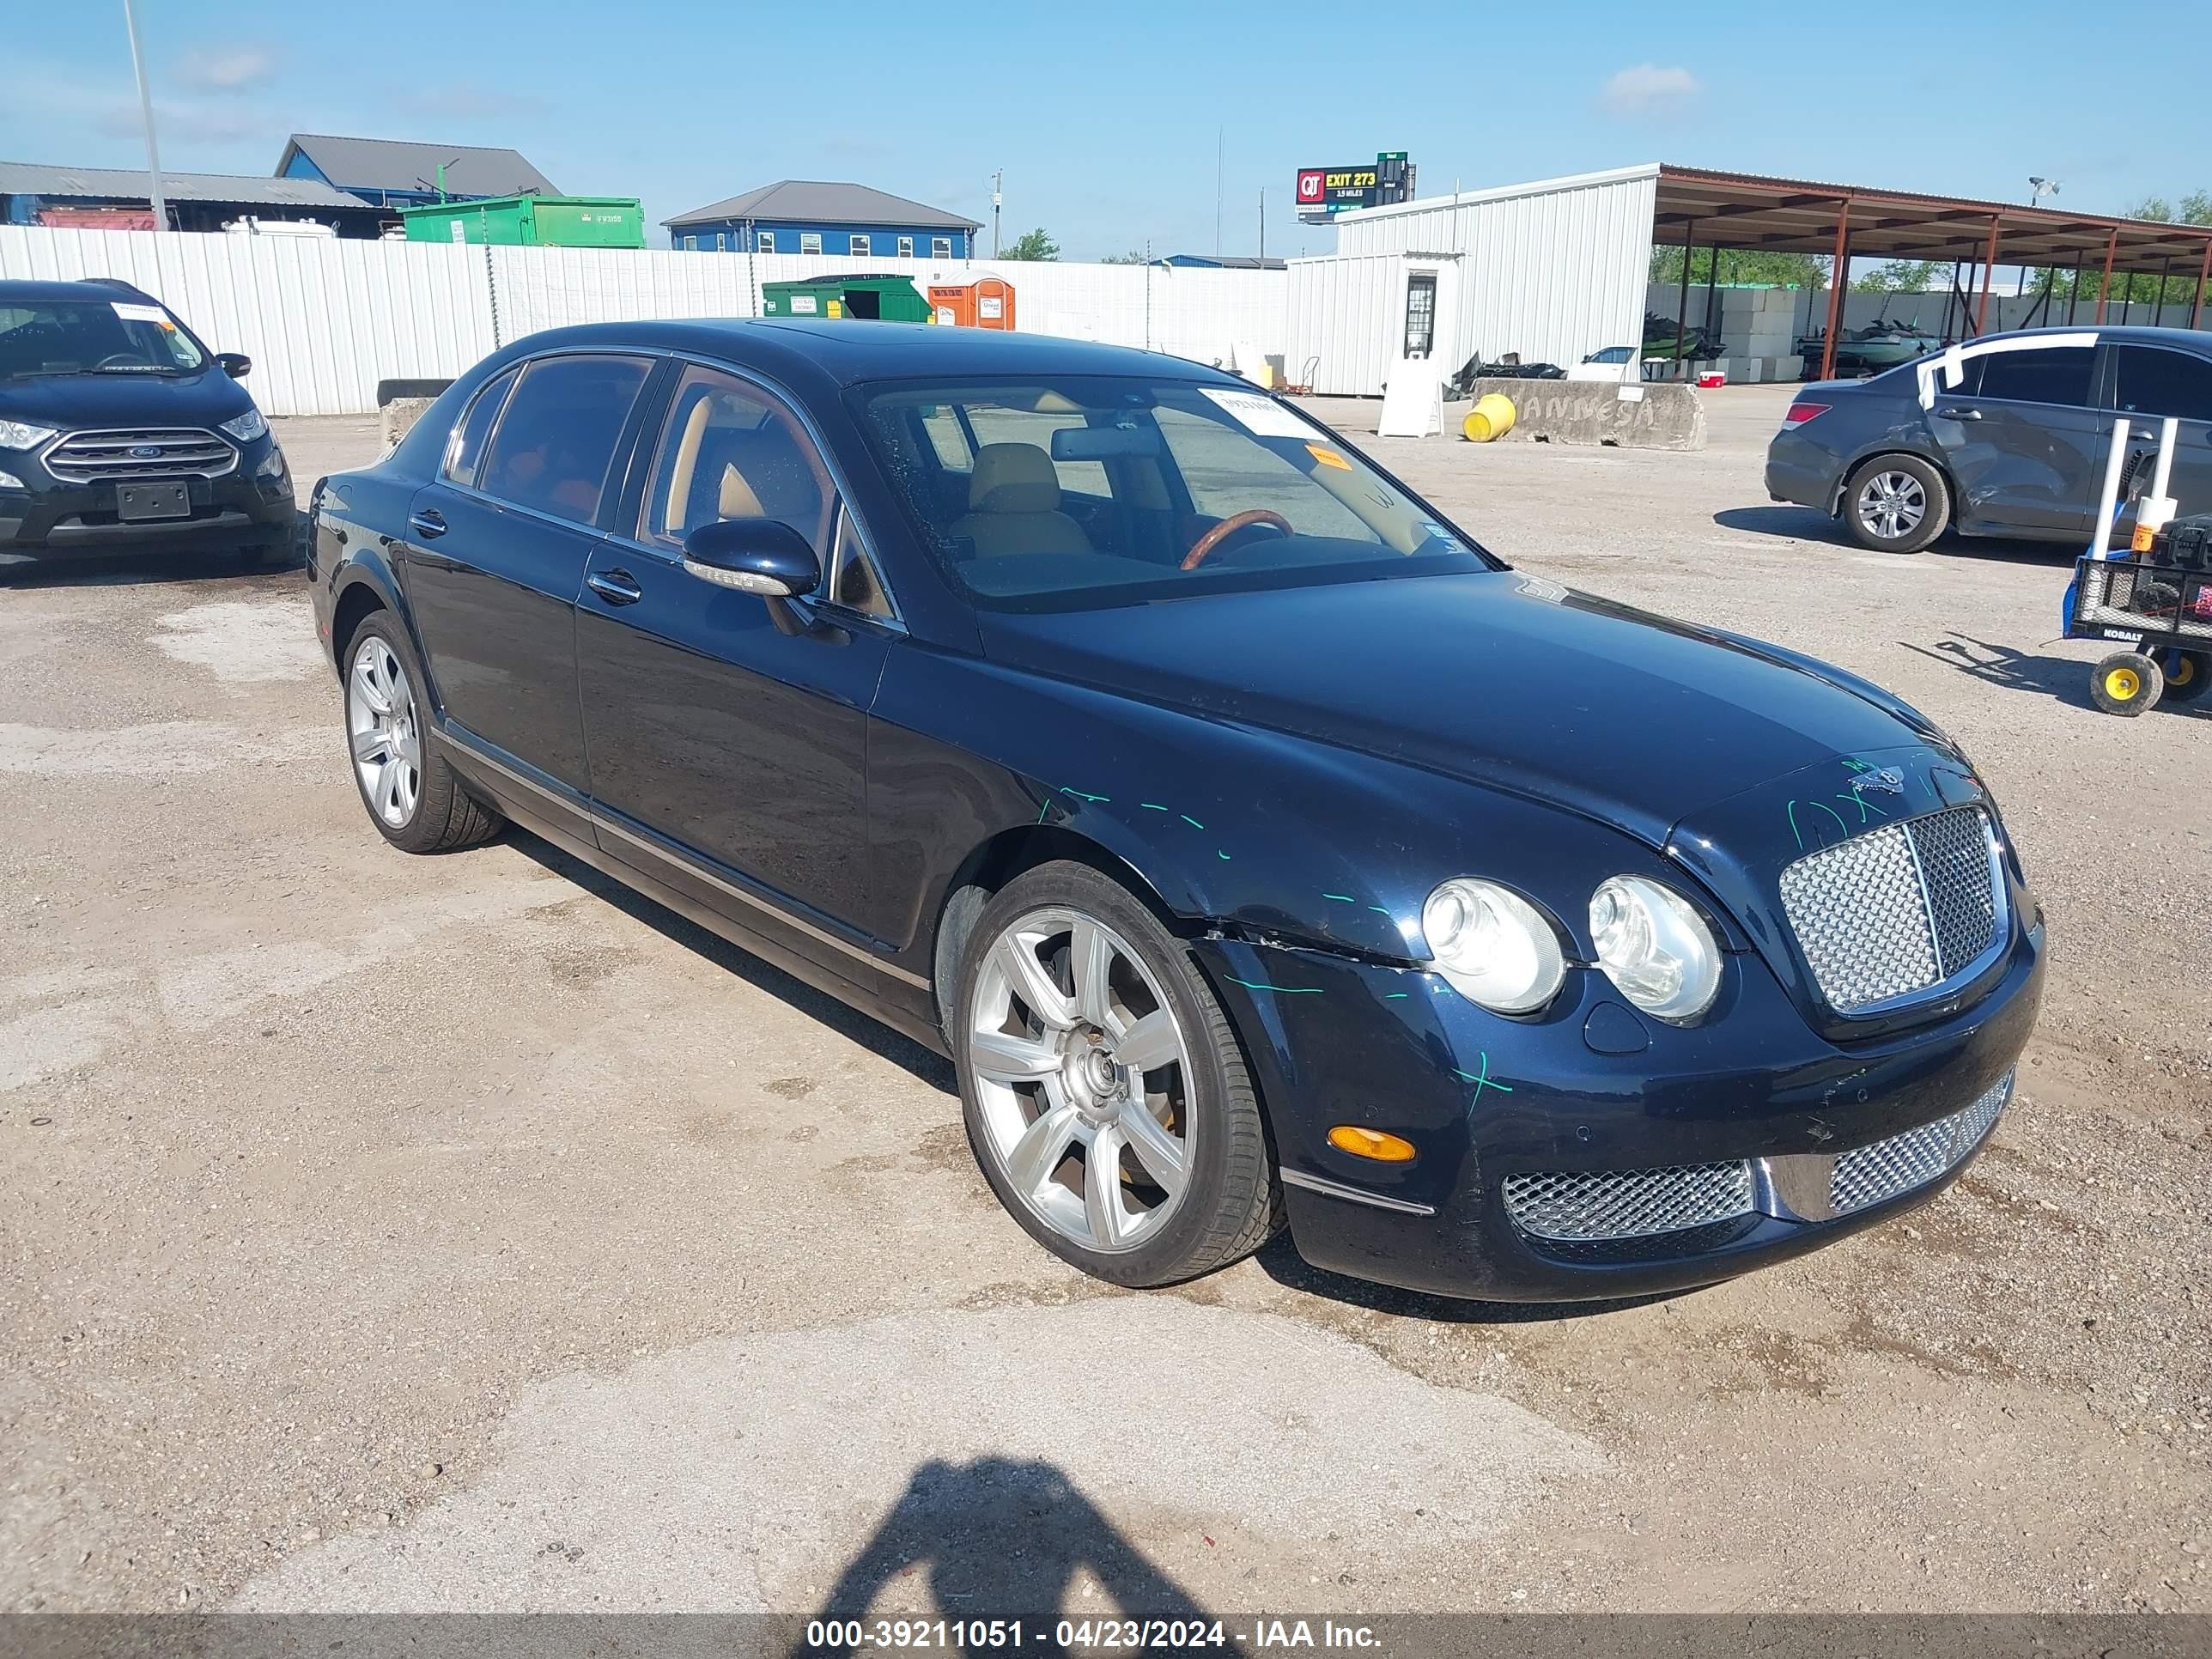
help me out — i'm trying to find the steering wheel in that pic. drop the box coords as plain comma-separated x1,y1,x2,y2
1182,507,1293,571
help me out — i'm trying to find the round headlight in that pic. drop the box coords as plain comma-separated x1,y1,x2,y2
1588,877,1721,1022
1421,878,1565,1015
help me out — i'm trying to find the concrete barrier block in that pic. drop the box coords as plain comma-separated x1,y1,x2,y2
380,398,437,450
1467,378,1705,451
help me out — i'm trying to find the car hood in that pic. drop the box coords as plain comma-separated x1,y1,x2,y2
977,570,1928,848
0,367,253,431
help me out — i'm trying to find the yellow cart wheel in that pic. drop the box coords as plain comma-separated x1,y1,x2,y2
2089,650,2162,717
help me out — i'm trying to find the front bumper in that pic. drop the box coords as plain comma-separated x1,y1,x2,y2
1194,914,2044,1303
0,458,295,555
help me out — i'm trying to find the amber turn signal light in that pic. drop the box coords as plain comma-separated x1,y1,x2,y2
1327,1126,1417,1162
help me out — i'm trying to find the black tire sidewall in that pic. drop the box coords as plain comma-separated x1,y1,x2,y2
951,861,1252,1288
1844,454,1948,553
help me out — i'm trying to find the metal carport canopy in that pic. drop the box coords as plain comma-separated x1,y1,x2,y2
1652,164,2212,378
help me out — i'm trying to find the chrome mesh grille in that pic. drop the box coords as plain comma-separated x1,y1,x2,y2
43,428,235,483
1829,1071,2013,1215
1501,1161,1755,1242
1778,807,1998,1013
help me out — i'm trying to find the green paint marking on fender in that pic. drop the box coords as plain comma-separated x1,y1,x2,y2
1787,800,1804,850
1322,892,1355,903
1217,849,1231,860
1382,992,1410,1000
1453,1051,1516,1103
1139,802,1169,811
1180,814,1205,830
1369,905,1393,916
1060,787,1109,804
1224,975,1322,995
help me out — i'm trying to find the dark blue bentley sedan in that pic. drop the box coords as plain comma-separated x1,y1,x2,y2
306,320,2044,1302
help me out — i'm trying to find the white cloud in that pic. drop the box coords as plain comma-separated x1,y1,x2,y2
175,46,276,93
1599,64,1702,118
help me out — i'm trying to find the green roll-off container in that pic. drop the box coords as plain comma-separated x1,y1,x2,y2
399,195,645,249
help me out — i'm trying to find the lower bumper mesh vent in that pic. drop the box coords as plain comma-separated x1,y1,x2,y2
1828,1071,2014,1216
1501,1161,1755,1243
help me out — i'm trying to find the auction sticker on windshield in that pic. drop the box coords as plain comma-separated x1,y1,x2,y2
111,302,173,326
1201,387,1316,440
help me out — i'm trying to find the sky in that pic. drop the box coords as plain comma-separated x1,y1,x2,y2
8,0,2212,259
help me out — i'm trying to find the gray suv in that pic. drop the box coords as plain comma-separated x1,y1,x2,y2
1765,325,2212,553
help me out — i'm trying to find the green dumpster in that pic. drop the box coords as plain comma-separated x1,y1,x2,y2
760,273,933,322
399,195,645,249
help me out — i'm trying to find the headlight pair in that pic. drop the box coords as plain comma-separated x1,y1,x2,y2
1422,874,1722,1023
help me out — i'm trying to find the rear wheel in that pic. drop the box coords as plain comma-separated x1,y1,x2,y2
343,614,503,852
2090,650,2161,716
2160,650,2210,704
953,861,1279,1287
1843,453,1949,553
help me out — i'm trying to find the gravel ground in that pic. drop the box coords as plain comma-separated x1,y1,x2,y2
0,391,2204,1620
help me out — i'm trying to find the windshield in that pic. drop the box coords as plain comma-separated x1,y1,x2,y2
0,297,209,379
854,376,1492,610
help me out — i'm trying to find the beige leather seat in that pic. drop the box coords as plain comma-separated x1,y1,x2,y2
947,442,1093,559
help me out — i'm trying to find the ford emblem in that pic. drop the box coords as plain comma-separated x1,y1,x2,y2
128,444,162,459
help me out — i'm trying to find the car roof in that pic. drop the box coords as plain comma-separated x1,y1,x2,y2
1972,322,2212,348
488,318,1251,389
0,277,161,305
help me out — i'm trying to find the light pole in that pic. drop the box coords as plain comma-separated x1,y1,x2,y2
2021,176,2059,296
991,169,1002,259
121,0,167,232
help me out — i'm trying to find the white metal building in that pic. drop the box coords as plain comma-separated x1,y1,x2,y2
1286,164,1659,396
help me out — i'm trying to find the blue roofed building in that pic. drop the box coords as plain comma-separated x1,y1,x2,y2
664,180,979,259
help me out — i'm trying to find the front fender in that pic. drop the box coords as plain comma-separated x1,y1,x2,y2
868,645,1693,968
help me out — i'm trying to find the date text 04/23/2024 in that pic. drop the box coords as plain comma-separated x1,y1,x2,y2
802,1618,1382,1650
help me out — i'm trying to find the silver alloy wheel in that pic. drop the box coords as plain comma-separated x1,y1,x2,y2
347,637,422,829
968,905,1194,1255
1857,470,1927,540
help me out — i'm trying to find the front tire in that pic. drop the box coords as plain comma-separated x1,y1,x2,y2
1844,453,1949,553
952,861,1280,1288
343,614,503,852
2090,649,2161,717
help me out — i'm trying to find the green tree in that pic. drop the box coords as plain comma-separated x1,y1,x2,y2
1856,259,1942,294
1099,249,1146,264
2049,191,2212,313
1649,246,1826,289
1002,228,1060,262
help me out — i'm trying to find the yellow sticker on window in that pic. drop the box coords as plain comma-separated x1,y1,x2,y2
1306,443,1352,471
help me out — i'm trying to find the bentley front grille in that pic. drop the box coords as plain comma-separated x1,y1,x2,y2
1778,806,2001,1014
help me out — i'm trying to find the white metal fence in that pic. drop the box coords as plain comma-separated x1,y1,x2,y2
0,227,1290,417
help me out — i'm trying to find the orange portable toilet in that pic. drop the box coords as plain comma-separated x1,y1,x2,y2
927,277,1017,331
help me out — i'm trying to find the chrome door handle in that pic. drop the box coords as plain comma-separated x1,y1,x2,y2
586,569,643,606
1935,406,1981,420
407,508,447,539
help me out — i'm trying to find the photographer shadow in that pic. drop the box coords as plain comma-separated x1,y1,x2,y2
797,1456,1245,1658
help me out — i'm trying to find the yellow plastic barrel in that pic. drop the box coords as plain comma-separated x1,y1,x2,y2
1462,392,1516,442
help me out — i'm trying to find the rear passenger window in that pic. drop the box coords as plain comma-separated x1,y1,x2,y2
442,368,516,489
477,355,650,526
636,364,835,554
2112,345,2212,423
1974,347,2094,407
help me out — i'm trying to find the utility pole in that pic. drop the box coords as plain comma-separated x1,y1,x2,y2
121,0,167,233
1214,128,1224,258
1258,187,1265,262
2021,176,2058,296
991,169,1002,258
